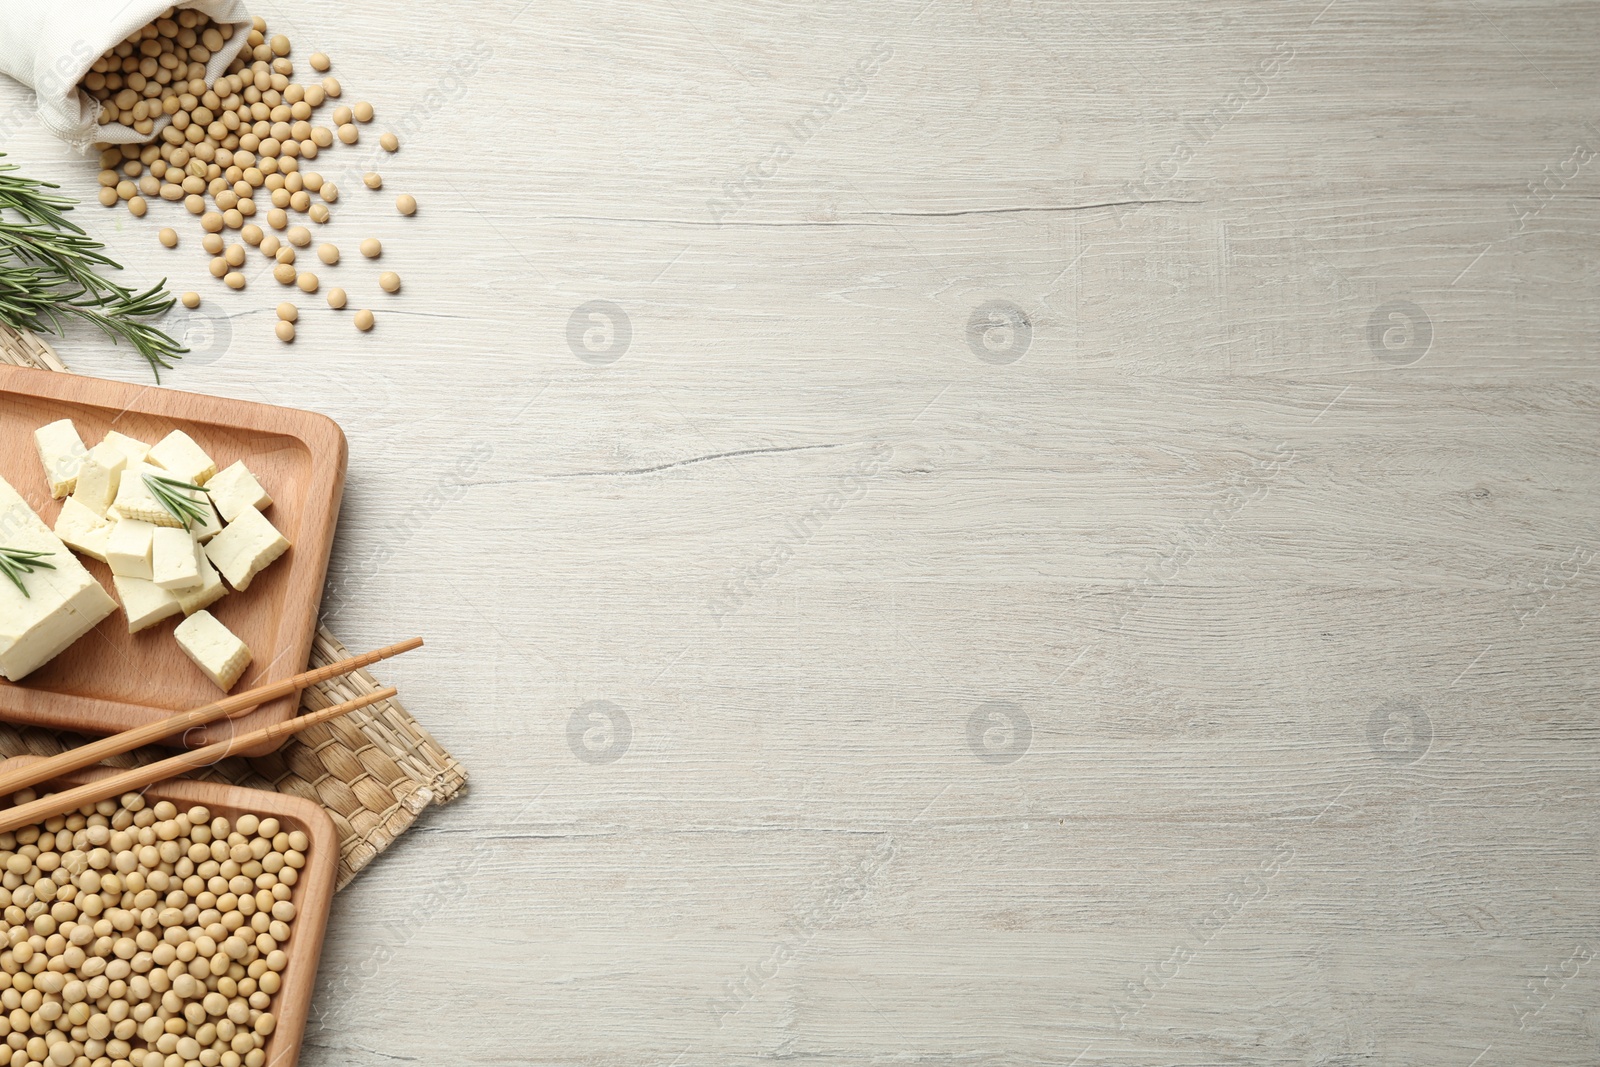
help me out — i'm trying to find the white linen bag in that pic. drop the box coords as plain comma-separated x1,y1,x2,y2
0,1,252,148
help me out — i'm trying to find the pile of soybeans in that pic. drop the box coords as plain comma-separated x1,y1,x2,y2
0,793,307,1067
83,8,416,342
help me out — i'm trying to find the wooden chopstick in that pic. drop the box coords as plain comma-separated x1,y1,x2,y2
0,686,399,834
0,637,423,799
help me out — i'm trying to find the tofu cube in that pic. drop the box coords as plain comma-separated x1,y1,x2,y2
111,575,181,634
34,420,87,499
0,475,119,681
176,550,228,616
111,464,188,529
100,431,152,466
146,430,217,486
151,528,202,591
206,461,272,522
53,497,113,563
105,519,156,580
174,610,252,691
70,442,128,518
204,506,289,591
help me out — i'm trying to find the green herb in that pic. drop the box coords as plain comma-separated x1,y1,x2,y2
144,473,212,530
0,546,55,599
0,155,185,380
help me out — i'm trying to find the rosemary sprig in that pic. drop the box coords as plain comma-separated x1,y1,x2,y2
0,156,186,379
144,474,213,530
0,547,55,599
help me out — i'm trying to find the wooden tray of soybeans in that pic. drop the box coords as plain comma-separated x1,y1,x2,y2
0,756,338,1067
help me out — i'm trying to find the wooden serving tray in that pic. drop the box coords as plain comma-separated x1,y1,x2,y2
0,365,346,755
0,756,337,1067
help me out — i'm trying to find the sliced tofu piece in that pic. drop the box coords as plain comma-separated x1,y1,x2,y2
53,497,113,563
0,475,118,681
176,550,227,616
105,518,156,580
111,464,187,529
71,442,128,518
204,506,289,591
34,420,87,499
206,461,272,522
174,610,252,691
146,430,217,486
151,528,202,591
111,575,181,634
100,430,152,466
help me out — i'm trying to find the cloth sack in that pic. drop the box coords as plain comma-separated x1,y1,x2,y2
0,1,251,149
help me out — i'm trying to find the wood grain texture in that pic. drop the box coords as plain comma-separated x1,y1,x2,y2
0,756,339,1067
3,0,1600,1063
0,366,347,755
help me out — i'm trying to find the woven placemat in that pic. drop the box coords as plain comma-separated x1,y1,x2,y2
0,322,467,890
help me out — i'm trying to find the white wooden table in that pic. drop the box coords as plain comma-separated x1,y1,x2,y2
3,1,1598,1063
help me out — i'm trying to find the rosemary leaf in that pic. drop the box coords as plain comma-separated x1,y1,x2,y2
0,546,56,599
144,474,213,530
0,155,186,380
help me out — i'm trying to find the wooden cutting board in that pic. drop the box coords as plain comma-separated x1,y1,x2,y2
0,755,338,1067
0,365,346,755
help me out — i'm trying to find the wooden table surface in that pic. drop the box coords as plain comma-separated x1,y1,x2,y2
3,1,1598,1063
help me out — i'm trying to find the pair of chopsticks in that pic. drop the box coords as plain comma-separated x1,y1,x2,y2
0,637,423,834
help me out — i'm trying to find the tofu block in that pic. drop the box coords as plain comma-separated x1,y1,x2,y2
34,420,87,499
204,506,289,591
111,464,187,529
151,528,202,591
206,461,272,522
146,430,217,486
176,550,227,616
0,475,118,681
173,610,251,691
111,575,181,634
101,431,152,466
105,518,156,580
70,442,128,518
53,497,113,563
